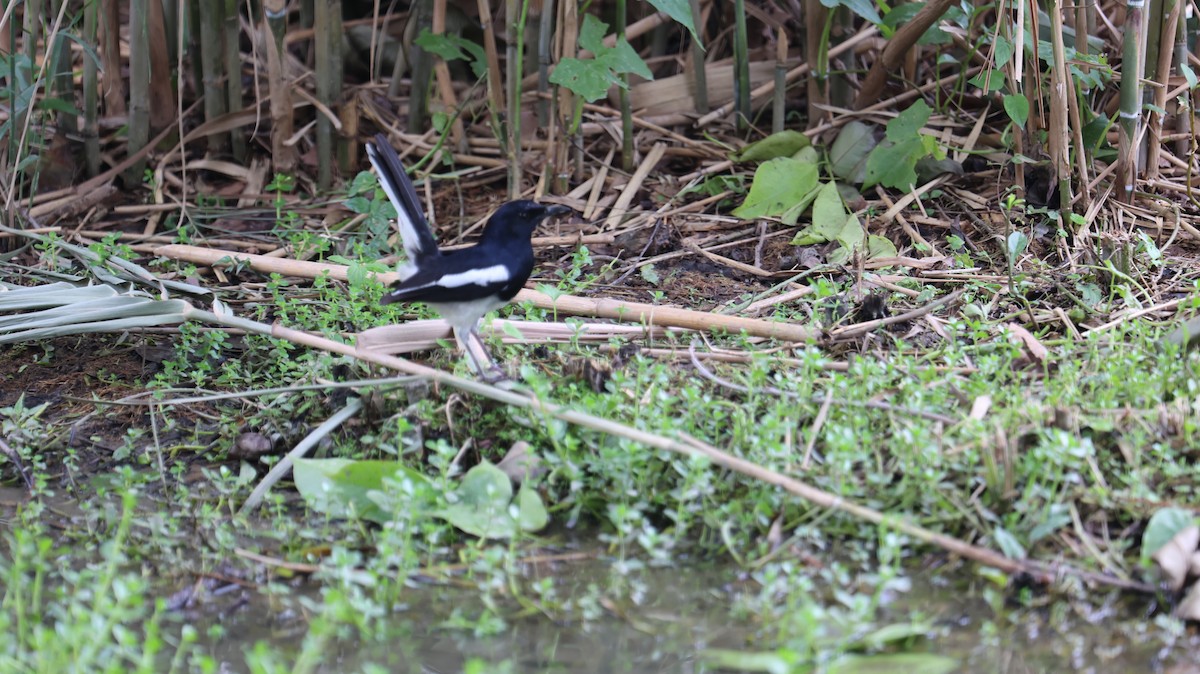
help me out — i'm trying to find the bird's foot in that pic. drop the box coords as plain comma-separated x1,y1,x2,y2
478,363,513,384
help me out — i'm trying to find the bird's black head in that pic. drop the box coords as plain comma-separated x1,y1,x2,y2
482,200,573,242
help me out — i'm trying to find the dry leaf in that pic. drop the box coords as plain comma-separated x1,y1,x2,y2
1152,525,1200,591
1004,322,1049,362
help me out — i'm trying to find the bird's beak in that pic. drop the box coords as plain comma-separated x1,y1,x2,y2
543,204,573,218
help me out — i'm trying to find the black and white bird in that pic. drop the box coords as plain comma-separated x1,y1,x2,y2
366,133,571,375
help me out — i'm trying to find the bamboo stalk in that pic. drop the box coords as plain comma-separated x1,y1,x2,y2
97,1,126,114
82,0,100,176
263,0,296,172
431,0,467,148
197,0,230,154
223,0,246,161
153,244,819,342
407,0,433,133
147,0,175,130
314,0,343,188
773,29,787,133
617,0,634,171
48,0,76,134
1117,0,1145,202
687,0,708,115
732,0,750,130
505,0,526,197
536,0,555,127
1145,0,1181,182
1047,0,1072,212
126,0,152,182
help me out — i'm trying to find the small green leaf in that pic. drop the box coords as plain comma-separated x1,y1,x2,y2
819,0,882,25
517,483,549,532
992,526,1027,560
1003,94,1030,129
1006,231,1029,262
640,264,661,285
866,234,898,259
733,130,812,162
993,35,1014,68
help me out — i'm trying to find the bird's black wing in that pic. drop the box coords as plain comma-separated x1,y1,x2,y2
366,133,438,261
380,246,530,305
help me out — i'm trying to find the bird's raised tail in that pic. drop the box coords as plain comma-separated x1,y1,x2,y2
366,133,438,261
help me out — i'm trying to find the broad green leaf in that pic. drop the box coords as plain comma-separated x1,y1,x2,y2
1141,508,1198,560
578,13,607,52
550,58,618,101
811,181,846,236
885,100,932,142
603,37,654,79
293,458,430,523
732,157,820,220
827,653,958,674
733,130,812,163
646,0,702,44
829,121,877,183
793,145,820,164
863,137,923,189
1003,94,1029,129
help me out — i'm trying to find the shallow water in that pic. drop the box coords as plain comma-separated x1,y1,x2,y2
189,559,1200,674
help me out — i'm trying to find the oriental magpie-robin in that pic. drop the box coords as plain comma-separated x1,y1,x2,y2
366,133,571,374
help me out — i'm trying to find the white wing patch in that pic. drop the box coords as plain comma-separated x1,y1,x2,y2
435,264,510,288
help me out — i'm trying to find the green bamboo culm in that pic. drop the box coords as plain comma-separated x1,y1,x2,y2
82,0,100,176
314,0,344,189
223,0,246,162
196,0,230,154
732,0,750,131
1117,0,1145,202
506,0,531,198
616,0,634,172
126,0,152,183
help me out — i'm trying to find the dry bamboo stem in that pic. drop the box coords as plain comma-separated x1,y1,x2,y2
154,244,819,342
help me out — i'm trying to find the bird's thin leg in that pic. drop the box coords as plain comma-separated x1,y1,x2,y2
463,323,510,382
